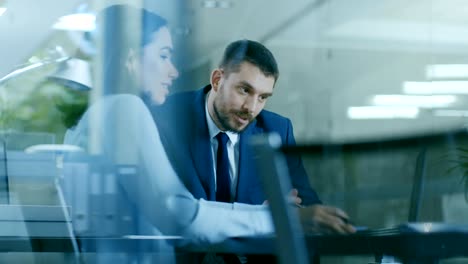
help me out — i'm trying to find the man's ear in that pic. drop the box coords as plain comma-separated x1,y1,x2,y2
210,69,223,91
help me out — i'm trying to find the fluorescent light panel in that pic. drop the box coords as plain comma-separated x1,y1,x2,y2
373,95,456,108
348,106,419,119
202,0,232,8
327,19,468,45
426,64,468,79
433,109,468,117
53,13,95,31
403,81,468,94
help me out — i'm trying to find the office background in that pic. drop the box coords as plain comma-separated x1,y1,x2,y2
1,0,468,263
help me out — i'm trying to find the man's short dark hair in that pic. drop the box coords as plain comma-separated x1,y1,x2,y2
219,39,279,82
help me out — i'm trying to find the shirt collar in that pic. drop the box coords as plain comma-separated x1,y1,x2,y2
205,93,239,143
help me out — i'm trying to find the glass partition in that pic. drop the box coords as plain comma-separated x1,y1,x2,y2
1,0,468,263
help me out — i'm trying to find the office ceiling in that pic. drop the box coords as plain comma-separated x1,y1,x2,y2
183,0,468,68
0,0,82,77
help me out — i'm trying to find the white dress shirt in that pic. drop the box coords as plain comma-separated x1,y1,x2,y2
205,96,239,201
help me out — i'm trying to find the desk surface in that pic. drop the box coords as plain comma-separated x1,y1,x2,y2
185,223,468,261
2,223,467,262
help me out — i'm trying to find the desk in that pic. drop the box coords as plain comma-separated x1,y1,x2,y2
1,224,467,264
311,231,468,262
183,223,468,263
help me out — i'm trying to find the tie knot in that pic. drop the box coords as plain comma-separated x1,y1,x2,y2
216,132,229,146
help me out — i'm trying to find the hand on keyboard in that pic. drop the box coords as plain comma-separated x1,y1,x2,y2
298,205,356,235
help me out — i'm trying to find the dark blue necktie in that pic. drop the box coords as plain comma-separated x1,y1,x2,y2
216,132,231,202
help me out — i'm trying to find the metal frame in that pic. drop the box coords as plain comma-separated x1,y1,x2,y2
251,133,310,264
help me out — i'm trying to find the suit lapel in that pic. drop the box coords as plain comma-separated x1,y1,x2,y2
189,87,216,200
236,119,264,204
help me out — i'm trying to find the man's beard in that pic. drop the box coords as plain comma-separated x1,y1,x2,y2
213,102,253,133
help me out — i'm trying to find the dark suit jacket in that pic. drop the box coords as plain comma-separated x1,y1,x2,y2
152,85,321,205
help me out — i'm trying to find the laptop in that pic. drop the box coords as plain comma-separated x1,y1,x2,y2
254,133,468,237
252,133,468,264
354,147,428,235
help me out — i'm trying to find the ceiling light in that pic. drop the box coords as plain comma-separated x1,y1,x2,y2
327,19,468,45
426,64,468,79
24,144,84,154
0,7,6,16
217,1,232,8
373,95,456,108
432,109,468,117
403,81,468,94
53,13,96,31
348,106,419,119
202,0,232,8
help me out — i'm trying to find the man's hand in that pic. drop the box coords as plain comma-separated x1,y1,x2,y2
263,188,302,206
289,188,302,207
298,204,356,235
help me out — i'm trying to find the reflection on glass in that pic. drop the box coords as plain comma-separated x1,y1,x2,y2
2,1,468,263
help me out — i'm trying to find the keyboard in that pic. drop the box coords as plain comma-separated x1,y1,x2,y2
355,222,468,236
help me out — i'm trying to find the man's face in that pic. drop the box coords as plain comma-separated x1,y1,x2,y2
208,62,275,132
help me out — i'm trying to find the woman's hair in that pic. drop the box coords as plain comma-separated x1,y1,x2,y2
61,5,169,128
98,5,168,94
99,4,168,53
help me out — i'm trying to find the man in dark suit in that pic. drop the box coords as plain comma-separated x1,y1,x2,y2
156,39,354,234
